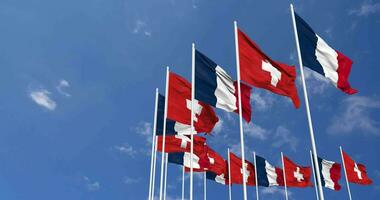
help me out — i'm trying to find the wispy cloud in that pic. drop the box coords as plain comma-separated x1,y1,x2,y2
272,126,298,152
212,119,223,135
261,187,292,198
29,89,57,111
251,91,275,111
113,143,137,157
83,176,100,191
328,96,380,135
244,122,269,140
300,67,331,95
132,20,151,36
56,79,71,97
123,176,140,184
136,122,153,143
349,1,380,16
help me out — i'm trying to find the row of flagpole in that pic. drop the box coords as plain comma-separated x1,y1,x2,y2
146,3,360,200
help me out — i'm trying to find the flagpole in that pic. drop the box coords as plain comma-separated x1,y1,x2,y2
190,42,195,200
253,152,259,200
290,4,325,200
310,150,320,200
164,153,168,200
228,148,232,200
182,166,185,200
281,152,289,200
159,67,170,200
340,146,353,200
204,172,207,200
148,88,159,200
234,20,248,200
152,136,158,200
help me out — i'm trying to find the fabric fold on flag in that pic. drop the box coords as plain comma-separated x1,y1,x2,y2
294,12,357,94
195,50,252,122
255,155,284,187
238,28,301,108
157,135,206,153
342,150,372,185
168,72,219,134
317,157,342,191
168,148,210,171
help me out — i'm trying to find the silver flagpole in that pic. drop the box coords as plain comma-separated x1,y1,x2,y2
233,20,248,200
290,4,325,200
253,152,259,200
190,42,195,200
152,136,158,200
164,153,168,200
159,67,170,200
281,152,289,200
228,148,232,200
148,89,159,200
340,146,353,200
204,172,207,200
182,166,185,200
309,151,320,200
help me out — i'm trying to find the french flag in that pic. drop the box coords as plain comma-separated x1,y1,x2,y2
156,94,195,135
206,171,228,185
317,157,342,191
168,152,210,170
255,155,284,187
195,50,252,122
295,12,357,94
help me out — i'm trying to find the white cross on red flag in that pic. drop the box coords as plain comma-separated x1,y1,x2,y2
342,150,373,185
283,155,312,187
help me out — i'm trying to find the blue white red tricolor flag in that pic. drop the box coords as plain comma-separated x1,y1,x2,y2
294,12,357,94
167,150,210,170
255,155,284,187
317,157,342,191
195,50,252,122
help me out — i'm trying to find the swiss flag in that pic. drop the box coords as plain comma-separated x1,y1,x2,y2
229,152,255,185
238,29,300,108
157,135,206,153
168,72,219,133
283,156,312,187
185,146,226,174
342,150,372,185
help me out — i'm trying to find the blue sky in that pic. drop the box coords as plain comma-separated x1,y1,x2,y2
0,0,379,199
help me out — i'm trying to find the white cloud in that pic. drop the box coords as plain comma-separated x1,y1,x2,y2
349,1,380,16
212,119,223,135
114,143,137,157
56,79,71,97
272,126,298,152
83,176,100,191
136,122,153,143
328,96,380,135
300,67,331,95
124,176,140,184
251,91,275,111
29,89,57,111
244,122,269,140
261,187,292,198
132,20,151,36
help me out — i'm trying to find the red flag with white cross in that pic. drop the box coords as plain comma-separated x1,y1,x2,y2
283,156,312,187
342,150,372,185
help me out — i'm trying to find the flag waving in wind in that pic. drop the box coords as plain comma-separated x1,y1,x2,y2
317,157,342,191
195,50,252,122
168,72,219,133
238,28,301,108
283,156,312,187
342,150,372,185
294,12,357,94
229,152,256,185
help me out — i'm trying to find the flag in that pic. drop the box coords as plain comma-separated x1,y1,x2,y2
157,135,206,153
229,152,255,185
255,155,284,187
168,150,210,170
184,146,226,174
156,94,195,135
283,156,312,187
168,72,219,133
342,150,372,185
195,50,252,122
294,12,357,94
317,157,342,190
206,168,229,185
238,29,301,108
